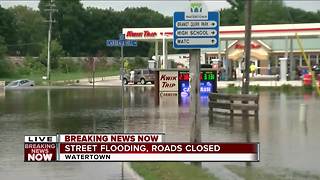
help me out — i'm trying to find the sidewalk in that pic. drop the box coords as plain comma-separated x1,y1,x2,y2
75,76,122,86
217,80,302,88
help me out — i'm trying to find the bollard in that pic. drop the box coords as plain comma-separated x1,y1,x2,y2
299,103,307,122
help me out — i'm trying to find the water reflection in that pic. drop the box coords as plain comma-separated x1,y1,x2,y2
0,88,125,180
0,87,320,179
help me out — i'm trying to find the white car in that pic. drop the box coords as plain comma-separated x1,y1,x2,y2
6,79,35,88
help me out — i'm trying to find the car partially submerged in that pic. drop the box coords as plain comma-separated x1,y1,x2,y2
6,79,35,88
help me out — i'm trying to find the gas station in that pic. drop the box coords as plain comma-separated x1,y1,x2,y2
123,23,320,81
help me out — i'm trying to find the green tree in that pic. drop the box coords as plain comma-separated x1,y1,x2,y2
0,36,7,58
18,56,46,75
8,6,46,56
39,39,65,69
250,0,289,25
220,8,241,25
133,56,148,69
226,0,245,12
0,36,12,77
0,5,17,55
39,0,85,56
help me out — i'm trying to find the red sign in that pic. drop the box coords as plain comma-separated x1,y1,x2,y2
126,31,173,38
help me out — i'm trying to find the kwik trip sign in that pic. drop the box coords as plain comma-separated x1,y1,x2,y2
159,71,179,92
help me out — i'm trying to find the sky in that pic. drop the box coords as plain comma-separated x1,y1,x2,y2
0,0,320,16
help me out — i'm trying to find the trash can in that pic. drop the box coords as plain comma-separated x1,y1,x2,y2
303,74,312,86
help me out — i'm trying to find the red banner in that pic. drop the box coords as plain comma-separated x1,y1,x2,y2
59,143,257,154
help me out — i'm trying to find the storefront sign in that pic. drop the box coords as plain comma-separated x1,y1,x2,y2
235,42,261,49
125,31,173,38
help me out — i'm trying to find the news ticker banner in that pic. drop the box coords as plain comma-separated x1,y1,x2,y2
24,134,259,162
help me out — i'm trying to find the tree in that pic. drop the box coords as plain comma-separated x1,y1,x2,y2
8,6,46,56
0,36,12,77
227,0,245,12
39,0,86,56
19,56,46,75
0,5,17,55
250,0,289,25
0,36,7,58
39,39,65,69
220,8,240,25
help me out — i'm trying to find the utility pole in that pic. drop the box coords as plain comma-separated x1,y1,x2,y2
45,0,57,81
189,49,201,167
241,0,252,95
242,0,253,168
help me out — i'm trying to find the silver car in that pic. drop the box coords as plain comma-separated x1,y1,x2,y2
132,69,155,84
6,79,35,88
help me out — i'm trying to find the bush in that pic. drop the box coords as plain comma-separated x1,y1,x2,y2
39,40,65,69
0,58,14,78
249,85,260,92
59,58,81,73
18,56,46,75
280,84,293,92
124,56,148,71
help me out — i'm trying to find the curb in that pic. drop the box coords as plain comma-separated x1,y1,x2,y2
123,162,144,180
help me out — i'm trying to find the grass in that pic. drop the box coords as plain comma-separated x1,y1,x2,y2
225,165,281,180
225,165,320,180
131,162,218,180
0,69,119,85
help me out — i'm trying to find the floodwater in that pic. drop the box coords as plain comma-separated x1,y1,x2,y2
0,86,319,179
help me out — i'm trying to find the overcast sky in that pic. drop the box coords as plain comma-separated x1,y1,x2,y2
0,0,319,16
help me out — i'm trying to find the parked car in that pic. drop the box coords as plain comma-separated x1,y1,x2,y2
122,69,155,85
6,79,35,88
121,73,130,85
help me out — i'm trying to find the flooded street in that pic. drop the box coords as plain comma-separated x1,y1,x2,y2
0,87,319,179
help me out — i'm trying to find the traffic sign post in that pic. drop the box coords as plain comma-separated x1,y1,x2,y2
106,34,137,81
173,11,219,49
173,2,219,167
106,34,137,132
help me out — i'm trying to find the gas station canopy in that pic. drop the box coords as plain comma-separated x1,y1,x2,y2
123,23,320,41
